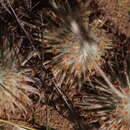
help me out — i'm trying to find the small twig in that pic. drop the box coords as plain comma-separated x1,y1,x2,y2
52,79,85,130
53,79,73,111
0,119,36,130
6,0,41,58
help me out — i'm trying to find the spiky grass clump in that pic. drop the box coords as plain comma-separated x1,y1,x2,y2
77,51,130,130
0,39,39,117
0,69,38,116
43,6,111,87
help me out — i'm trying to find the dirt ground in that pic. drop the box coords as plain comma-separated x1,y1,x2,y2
95,0,130,37
1,0,130,130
